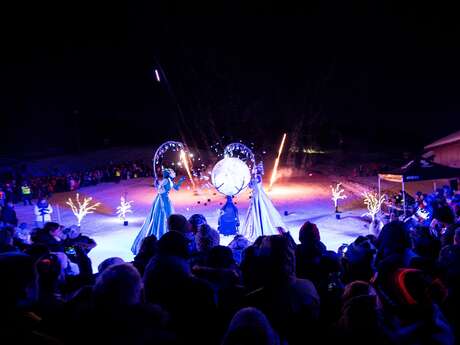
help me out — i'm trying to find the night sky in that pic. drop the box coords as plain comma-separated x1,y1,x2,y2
1,1,459,157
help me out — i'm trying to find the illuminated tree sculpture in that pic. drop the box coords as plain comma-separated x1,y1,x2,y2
331,183,347,213
66,193,101,227
116,196,134,225
362,191,385,222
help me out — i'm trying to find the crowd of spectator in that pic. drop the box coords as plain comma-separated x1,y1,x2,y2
0,160,153,205
0,183,460,344
383,185,460,226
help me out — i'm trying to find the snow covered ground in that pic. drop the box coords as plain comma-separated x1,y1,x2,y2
15,176,371,271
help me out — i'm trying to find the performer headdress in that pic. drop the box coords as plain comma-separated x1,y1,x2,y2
162,168,176,179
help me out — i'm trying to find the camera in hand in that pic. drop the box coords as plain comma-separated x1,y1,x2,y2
65,246,77,261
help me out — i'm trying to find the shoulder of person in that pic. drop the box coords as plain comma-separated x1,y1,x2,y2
290,277,320,301
189,275,215,291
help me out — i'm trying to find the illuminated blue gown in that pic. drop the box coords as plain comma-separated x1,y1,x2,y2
131,178,176,255
241,174,287,242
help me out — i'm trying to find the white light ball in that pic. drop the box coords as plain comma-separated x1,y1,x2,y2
211,157,251,196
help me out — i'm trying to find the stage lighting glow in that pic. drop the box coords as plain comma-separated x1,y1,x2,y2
211,157,251,196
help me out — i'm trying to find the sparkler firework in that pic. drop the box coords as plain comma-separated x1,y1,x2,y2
269,133,287,190
180,149,196,190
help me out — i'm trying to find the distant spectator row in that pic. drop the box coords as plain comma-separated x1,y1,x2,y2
0,160,153,205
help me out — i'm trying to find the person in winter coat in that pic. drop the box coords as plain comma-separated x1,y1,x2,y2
1,202,18,226
34,198,53,227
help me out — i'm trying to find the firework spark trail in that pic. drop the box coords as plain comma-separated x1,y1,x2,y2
180,149,196,190
269,133,287,190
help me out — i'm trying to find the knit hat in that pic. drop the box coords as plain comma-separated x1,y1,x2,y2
392,268,430,306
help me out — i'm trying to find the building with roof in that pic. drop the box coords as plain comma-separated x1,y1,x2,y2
424,130,460,168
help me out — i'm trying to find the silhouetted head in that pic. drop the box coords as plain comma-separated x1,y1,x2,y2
0,253,38,309
168,214,191,233
98,257,125,274
299,221,321,243
93,263,142,309
222,307,279,345
157,231,190,258
188,214,207,233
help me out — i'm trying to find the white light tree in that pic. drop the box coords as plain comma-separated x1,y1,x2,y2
66,193,101,227
362,191,385,222
116,196,133,225
331,183,347,212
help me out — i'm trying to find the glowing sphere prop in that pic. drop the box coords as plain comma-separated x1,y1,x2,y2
211,157,251,196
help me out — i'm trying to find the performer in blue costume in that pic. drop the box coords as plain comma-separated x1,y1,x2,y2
131,168,185,254
241,162,287,242
218,196,240,236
